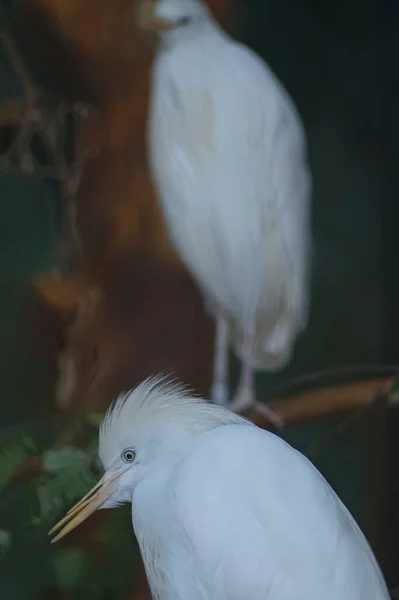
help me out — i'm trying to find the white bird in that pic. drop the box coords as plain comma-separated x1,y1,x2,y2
138,0,312,427
50,375,390,600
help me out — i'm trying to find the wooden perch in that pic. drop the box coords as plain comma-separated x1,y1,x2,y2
247,376,395,428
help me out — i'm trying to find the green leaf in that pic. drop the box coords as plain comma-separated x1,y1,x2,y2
36,482,64,521
0,529,12,560
0,436,36,489
33,447,99,526
34,468,97,525
52,548,88,590
86,412,105,426
391,376,399,404
22,436,37,451
42,447,88,474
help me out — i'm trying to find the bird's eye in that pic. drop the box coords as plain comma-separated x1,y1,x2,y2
121,449,136,463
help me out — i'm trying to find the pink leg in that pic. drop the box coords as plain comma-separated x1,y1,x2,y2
229,357,254,412
210,313,229,405
230,327,283,429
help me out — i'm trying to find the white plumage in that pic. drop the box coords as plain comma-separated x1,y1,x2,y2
50,375,390,600
141,0,312,425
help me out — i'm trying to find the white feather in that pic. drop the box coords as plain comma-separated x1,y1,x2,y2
99,373,248,469
148,4,311,370
97,375,389,600
134,425,389,599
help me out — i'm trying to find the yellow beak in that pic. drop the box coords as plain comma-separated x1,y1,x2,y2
137,0,176,31
48,470,125,543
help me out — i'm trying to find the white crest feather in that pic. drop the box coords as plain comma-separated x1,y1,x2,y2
99,373,249,467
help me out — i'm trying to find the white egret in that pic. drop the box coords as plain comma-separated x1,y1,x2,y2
139,0,312,427
50,375,390,600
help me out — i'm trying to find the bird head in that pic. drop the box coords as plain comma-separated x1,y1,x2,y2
137,0,210,33
49,374,246,543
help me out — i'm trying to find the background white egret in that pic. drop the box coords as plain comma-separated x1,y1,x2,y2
49,375,390,599
139,0,312,427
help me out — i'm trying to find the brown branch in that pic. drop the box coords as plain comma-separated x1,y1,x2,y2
306,389,388,460
247,376,395,428
262,364,399,400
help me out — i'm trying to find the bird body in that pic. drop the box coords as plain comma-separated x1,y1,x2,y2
133,423,387,600
50,376,390,600
147,2,311,373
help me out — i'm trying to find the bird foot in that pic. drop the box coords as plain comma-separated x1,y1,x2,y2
230,388,283,429
252,401,284,430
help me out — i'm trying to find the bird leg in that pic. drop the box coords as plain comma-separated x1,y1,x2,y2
210,313,229,405
230,329,283,429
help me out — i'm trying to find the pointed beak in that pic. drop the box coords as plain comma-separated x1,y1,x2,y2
48,469,126,543
137,1,176,31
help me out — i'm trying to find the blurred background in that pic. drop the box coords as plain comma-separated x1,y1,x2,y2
0,0,398,597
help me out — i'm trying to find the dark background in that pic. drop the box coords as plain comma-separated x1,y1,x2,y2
1,0,399,597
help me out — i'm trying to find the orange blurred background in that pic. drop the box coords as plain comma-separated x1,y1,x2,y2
26,0,234,421
17,1,233,597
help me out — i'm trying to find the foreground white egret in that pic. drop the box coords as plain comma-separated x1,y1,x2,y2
50,375,389,600
140,0,312,426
